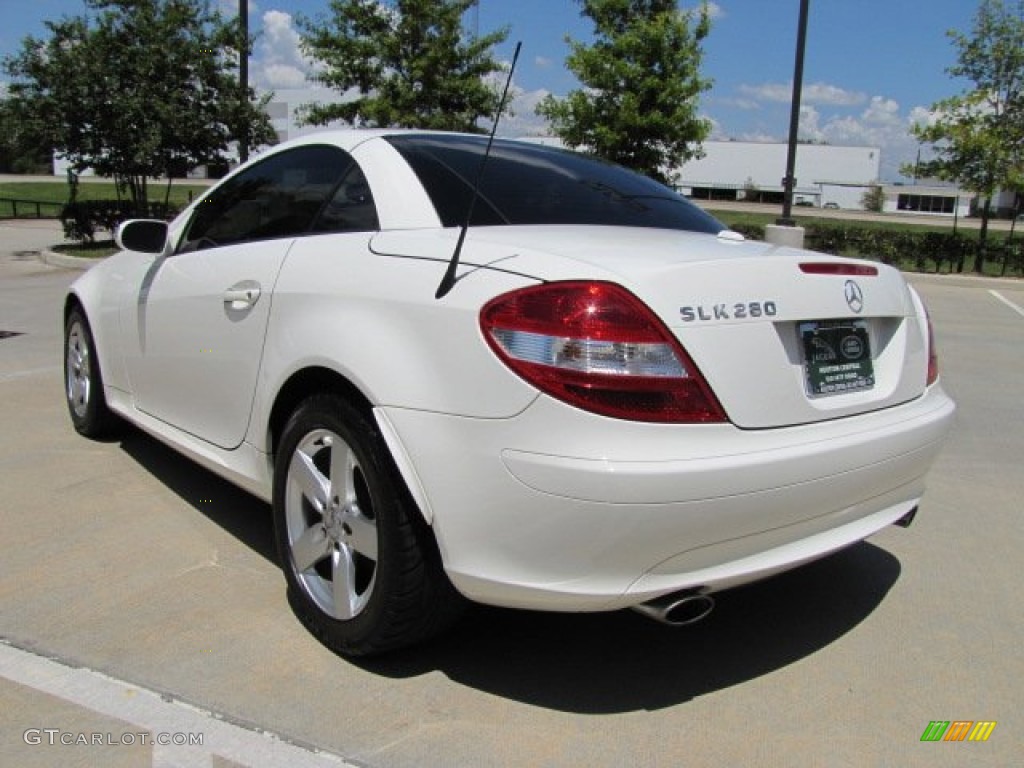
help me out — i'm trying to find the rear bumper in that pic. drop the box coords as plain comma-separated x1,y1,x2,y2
376,384,955,612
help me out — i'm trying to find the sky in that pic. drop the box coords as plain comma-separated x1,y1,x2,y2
0,0,982,180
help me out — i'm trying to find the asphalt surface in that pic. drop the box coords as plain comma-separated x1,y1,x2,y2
0,219,1020,767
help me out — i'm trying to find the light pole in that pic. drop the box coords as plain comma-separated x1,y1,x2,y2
777,0,810,227
239,0,249,164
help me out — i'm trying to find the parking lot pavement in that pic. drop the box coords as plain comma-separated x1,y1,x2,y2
1,642,355,768
0,218,70,250
0,235,1019,767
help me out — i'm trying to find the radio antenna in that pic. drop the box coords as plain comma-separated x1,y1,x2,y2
435,41,522,300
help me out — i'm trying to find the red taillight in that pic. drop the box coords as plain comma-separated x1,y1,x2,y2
925,307,939,386
480,281,727,423
799,263,879,276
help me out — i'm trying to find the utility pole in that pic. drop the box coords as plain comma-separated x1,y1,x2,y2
777,0,809,227
766,0,810,248
239,0,249,164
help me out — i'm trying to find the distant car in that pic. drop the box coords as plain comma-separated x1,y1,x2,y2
63,130,954,655
824,202,840,209
795,199,815,207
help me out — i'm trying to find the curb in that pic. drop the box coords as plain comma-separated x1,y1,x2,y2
38,249,106,271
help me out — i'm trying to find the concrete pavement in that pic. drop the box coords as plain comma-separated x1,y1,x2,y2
0,219,1020,767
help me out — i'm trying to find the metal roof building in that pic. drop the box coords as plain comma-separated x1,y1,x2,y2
676,140,881,209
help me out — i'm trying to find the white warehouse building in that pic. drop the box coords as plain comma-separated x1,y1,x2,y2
674,141,976,218
676,140,880,209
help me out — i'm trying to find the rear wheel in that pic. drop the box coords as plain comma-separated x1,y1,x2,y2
273,393,462,656
64,307,119,437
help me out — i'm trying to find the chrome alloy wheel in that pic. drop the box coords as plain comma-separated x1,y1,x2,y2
65,318,93,420
284,429,379,620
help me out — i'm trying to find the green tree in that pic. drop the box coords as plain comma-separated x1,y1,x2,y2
0,97,51,174
904,0,1024,273
861,185,885,213
298,0,509,131
536,0,713,184
2,0,274,210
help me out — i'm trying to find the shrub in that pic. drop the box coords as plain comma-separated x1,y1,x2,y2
997,239,1023,276
804,223,852,255
60,200,178,243
861,185,884,212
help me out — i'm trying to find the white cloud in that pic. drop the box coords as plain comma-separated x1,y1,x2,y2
805,83,868,107
819,98,933,179
907,105,938,130
716,92,937,179
704,2,726,19
862,96,900,124
738,81,867,107
252,10,316,91
491,82,553,137
686,2,725,19
534,55,552,69
513,87,551,115
260,63,307,89
704,114,726,139
827,99,906,144
738,82,793,103
718,96,761,111
797,105,824,141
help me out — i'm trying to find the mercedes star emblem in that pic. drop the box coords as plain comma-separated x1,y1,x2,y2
845,280,864,313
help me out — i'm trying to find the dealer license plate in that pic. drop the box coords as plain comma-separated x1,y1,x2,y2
799,320,875,396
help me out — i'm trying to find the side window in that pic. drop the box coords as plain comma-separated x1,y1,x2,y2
179,145,354,252
310,163,379,234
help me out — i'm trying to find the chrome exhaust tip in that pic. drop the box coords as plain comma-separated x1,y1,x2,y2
631,590,715,626
894,505,919,528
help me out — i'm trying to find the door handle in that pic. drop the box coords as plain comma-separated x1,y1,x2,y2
223,281,261,310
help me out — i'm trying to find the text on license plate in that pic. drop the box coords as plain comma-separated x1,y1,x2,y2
799,320,875,396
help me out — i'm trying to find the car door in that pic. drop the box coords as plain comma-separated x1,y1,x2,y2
121,144,357,450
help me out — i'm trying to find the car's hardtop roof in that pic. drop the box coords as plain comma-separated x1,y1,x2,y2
231,129,724,236
249,128,563,161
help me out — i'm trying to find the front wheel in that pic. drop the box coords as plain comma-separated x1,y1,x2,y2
273,393,462,656
64,307,119,437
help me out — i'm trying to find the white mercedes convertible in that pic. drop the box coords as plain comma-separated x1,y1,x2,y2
63,131,955,655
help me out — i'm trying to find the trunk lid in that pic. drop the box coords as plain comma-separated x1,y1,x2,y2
469,226,930,429
654,251,926,429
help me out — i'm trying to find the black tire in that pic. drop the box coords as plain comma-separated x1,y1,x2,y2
64,307,119,438
273,393,463,656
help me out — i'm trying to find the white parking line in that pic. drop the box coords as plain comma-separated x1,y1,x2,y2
989,290,1024,318
0,640,355,768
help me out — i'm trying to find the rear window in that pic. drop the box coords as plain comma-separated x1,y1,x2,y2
385,134,724,234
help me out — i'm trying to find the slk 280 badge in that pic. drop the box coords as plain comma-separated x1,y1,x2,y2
680,301,779,322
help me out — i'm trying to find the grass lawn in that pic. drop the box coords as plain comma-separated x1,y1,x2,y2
0,180,211,217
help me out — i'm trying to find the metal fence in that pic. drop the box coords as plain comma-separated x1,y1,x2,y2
0,198,63,219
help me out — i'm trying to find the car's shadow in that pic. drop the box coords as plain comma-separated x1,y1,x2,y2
119,428,902,714
364,543,900,713
118,429,279,563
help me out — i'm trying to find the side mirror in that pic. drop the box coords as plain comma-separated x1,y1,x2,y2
115,219,168,254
